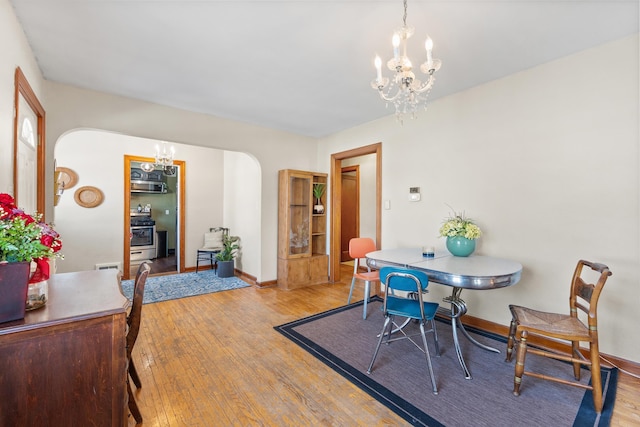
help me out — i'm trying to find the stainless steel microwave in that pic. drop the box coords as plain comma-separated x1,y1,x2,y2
130,180,167,193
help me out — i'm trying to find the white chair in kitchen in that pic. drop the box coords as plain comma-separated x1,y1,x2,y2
195,227,228,273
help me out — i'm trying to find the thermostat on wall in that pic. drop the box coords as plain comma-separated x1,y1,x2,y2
409,187,421,202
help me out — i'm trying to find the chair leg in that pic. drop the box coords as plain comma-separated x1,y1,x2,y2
513,330,528,397
347,276,356,304
367,315,392,374
571,340,582,380
505,319,517,362
362,280,371,319
430,318,440,357
127,378,143,424
129,359,142,389
195,254,200,273
419,321,438,395
590,341,603,413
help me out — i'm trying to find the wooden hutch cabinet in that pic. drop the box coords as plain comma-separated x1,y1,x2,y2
277,169,328,289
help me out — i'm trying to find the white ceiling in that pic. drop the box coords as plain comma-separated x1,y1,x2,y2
9,0,639,138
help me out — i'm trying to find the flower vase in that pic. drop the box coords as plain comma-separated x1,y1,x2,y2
446,236,476,257
26,280,48,311
0,261,31,323
26,258,51,311
313,198,324,214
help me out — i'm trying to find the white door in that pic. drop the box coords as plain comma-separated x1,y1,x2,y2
17,93,38,214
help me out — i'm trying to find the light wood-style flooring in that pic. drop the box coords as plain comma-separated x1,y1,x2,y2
127,265,640,426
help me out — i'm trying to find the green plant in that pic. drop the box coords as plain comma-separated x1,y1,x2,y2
1,193,63,263
313,183,326,201
438,211,482,240
215,234,240,262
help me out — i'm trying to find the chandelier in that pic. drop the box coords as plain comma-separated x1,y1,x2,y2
140,142,176,173
372,0,441,122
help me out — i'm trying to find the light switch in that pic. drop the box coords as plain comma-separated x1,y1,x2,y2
165,209,170,215
384,200,391,210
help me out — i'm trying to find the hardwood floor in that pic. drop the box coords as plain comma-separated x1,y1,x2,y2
126,264,640,426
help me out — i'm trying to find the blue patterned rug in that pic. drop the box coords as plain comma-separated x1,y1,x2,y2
120,269,250,304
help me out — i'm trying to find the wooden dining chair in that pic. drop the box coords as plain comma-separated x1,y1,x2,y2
127,261,151,424
347,237,380,319
367,267,440,394
505,260,612,413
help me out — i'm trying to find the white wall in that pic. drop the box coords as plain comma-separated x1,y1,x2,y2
223,150,261,278
0,0,44,195
54,130,235,273
318,35,640,363
43,82,318,282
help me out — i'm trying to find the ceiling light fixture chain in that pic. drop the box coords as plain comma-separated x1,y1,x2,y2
371,0,442,123
402,0,408,27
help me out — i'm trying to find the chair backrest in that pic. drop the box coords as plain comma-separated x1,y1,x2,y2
380,267,432,320
127,262,151,359
380,266,429,293
349,237,377,259
203,227,228,249
570,260,612,330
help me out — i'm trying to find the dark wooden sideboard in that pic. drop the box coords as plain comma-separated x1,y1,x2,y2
0,270,129,426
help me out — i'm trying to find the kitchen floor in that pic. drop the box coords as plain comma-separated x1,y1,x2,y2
151,255,177,275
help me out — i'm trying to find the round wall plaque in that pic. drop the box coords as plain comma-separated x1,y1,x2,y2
74,186,104,208
55,167,79,190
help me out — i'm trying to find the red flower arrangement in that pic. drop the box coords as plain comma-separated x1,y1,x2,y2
0,193,62,283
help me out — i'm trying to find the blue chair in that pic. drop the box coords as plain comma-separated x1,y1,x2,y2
367,267,440,394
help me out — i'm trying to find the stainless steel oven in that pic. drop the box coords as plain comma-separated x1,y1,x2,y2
130,213,156,261
130,225,156,261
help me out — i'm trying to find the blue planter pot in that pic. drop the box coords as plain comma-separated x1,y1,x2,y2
446,236,476,257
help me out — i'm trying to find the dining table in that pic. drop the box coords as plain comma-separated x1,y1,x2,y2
366,248,523,379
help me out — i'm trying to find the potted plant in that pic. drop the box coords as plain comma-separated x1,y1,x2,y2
215,234,240,278
438,210,482,257
0,193,63,321
313,183,326,214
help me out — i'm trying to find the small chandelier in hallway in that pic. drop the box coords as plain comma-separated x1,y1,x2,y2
371,0,441,123
140,142,175,173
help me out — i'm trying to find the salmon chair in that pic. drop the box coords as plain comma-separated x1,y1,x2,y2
347,237,380,319
505,260,612,413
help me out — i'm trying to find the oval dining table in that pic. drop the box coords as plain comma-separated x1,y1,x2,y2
366,248,523,379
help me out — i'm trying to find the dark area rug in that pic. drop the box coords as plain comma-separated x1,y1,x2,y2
275,297,617,427
120,269,250,304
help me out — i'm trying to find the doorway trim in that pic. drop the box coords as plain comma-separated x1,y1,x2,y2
13,67,46,219
330,142,382,283
123,156,186,280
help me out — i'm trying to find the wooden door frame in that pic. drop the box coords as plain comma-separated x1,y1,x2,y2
330,143,382,283
13,67,46,219
123,156,186,280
